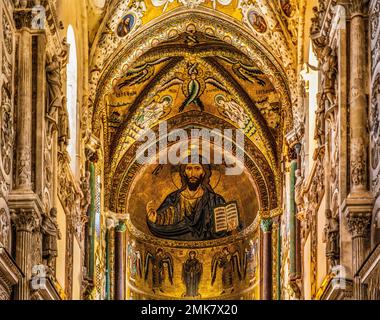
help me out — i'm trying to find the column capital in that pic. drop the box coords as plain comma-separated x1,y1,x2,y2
343,194,374,238
14,7,33,30
11,208,40,232
348,0,368,16
346,213,371,238
115,220,127,233
85,134,101,161
107,211,128,232
261,218,273,233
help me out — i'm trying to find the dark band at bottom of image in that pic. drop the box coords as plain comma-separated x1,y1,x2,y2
138,302,239,318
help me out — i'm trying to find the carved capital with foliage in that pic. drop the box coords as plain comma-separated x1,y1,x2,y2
347,212,371,238
260,218,272,233
349,0,367,16
115,220,127,233
11,208,40,232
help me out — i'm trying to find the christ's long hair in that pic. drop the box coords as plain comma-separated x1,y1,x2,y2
178,157,213,193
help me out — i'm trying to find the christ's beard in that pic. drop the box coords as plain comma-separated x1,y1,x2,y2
185,176,202,191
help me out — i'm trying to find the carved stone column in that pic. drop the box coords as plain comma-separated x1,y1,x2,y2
343,0,374,300
346,0,373,264
15,27,33,191
347,214,371,273
114,220,126,300
261,218,272,300
105,217,115,300
295,146,302,281
289,159,297,279
348,0,369,194
11,209,40,300
347,213,371,299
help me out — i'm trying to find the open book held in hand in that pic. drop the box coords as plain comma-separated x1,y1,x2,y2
213,201,240,233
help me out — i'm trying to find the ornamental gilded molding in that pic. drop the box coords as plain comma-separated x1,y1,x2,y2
89,2,296,90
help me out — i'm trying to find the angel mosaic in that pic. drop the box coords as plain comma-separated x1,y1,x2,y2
156,61,229,112
124,95,173,140
127,241,142,280
117,57,171,90
218,55,266,86
134,95,173,130
144,248,174,293
215,94,250,130
211,247,242,295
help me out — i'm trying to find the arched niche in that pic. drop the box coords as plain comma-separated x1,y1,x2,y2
109,114,278,215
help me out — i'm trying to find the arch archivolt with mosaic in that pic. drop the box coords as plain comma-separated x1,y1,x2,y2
109,112,279,216
107,46,282,179
89,2,297,97
90,10,295,142
90,11,291,228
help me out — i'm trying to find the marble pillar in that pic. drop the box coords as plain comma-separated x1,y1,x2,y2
289,160,297,279
261,218,273,300
343,0,374,299
114,221,126,300
349,0,368,197
347,213,371,299
347,0,373,268
15,28,33,191
295,145,302,281
11,209,39,300
8,18,40,300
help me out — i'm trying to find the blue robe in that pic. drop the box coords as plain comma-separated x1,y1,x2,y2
147,187,226,241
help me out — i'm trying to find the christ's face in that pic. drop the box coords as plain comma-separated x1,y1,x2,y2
185,164,205,191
